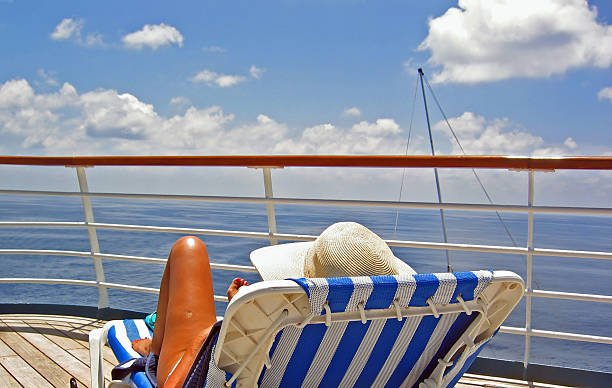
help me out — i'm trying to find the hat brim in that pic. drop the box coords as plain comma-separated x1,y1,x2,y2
250,242,417,280
250,242,312,281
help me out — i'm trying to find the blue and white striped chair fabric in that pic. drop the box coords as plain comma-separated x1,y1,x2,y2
106,270,496,388
106,319,236,388
107,319,154,388
190,342,237,388
256,270,493,388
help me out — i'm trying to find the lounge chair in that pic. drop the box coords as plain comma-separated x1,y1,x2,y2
89,270,523,387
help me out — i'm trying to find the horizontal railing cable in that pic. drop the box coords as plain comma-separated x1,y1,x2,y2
0,249,167,264
527,290,612,304
0,257,608,303
0,249,258,272
0,278,229,303
500,326,612,345
0,278,158,294
2,189,612,216
2,222,612,260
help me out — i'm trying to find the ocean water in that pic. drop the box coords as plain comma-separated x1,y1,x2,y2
0,195,610,373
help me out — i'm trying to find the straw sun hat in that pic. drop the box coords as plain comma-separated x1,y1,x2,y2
250,222,416,280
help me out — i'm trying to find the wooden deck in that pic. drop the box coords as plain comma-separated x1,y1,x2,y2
0,314,573,388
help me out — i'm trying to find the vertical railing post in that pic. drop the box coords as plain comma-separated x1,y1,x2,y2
262,168,278,245
75,167,109,309
524,170,535,368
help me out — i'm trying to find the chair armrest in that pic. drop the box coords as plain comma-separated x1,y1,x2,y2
89,327,106,388
89,320,124,388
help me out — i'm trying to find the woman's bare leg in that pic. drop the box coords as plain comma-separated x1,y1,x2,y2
150,263,170,355
152,236,217,387
132,275,250,357
160,278,250,387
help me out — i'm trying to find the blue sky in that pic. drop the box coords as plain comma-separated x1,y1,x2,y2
0,0,611,204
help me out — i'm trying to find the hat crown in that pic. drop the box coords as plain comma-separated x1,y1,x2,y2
304,222,398,278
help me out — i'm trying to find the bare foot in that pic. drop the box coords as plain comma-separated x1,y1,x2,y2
131,338,152,356
227,277,249,301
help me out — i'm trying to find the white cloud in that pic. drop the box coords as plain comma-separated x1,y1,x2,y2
0,78,233,153
80,89,160,140
84,32,104,47
275,119,405,154
37,69,58,86
169,96,191,110
343,107,361,117
191,70,246,87
0,81,80,149
0,79,34,108
564,137,577,149
420,0,612,83
403,59,416,73
50,18,83,40
433,111,577,156
598,86,612,102
203,46,226,53
213,114,289,154
49,18,104,47
352,119,400,136
0,78,588,159
0,78,410,156
170,96,189,105
122,23,184,50
249,65,265,79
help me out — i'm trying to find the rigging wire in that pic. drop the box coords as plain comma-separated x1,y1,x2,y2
393,77,420,237
419,68,452,272
421,74,597,371
422,75,518,247
403,70,595,371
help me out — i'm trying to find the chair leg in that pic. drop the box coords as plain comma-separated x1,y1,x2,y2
89,327,107,388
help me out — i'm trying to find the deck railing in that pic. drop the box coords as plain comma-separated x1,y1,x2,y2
0,155,611,370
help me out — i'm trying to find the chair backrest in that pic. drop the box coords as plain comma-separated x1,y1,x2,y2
213,270,523,388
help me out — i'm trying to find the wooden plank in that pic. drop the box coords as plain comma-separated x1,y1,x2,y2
0,316,118,386
66,347,114,384
0,338,16,357
62,321,104,337
5,316,120,379
62,320,118,365
459,373,573,388
455,382,480,388
1,315,106,329
26,321,86,351
18,321,93,387
0,355,51,387
0,363,20,387
23,320,114,384
43,320,92,344
0,321,74,387
4,317,112,387
3,315,120,364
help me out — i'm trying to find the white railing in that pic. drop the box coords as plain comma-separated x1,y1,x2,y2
0,155,611,369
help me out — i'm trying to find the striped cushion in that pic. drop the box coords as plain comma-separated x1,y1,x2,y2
107,272,493,388
107,319,154,388
258,270,493,388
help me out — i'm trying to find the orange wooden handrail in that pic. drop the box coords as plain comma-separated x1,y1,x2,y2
1,155,611,170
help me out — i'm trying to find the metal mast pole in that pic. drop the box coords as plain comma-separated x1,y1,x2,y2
418,68,451,272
